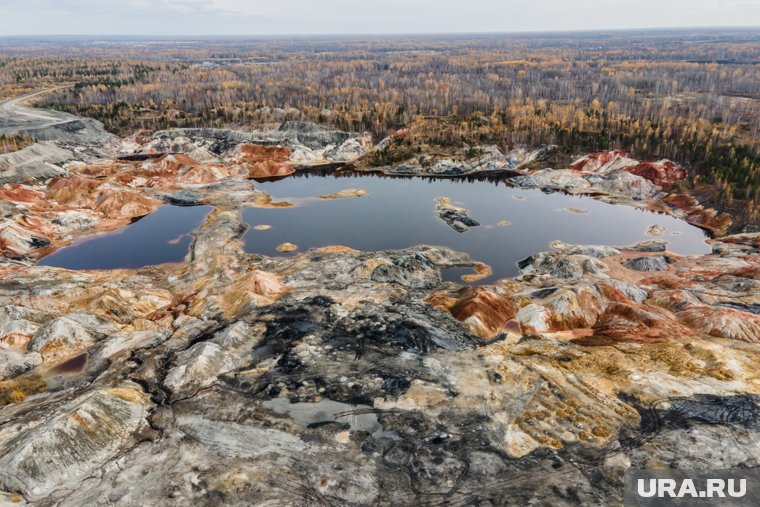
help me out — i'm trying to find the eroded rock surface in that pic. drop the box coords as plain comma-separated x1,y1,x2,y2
1,103,758,506
2,204,757,505
138,122,371,166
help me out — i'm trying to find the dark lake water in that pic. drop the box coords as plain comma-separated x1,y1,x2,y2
243,172,710,281
38,204,212,270
38,173,711,280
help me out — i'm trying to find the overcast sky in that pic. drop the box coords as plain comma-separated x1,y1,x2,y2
0,0,758,35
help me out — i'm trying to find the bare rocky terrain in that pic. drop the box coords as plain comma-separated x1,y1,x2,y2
0,99,758,506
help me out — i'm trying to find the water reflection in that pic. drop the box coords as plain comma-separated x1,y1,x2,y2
39,205,213,270
244,174,710,282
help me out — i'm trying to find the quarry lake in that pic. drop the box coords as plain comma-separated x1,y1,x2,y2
38,204,213,270
244,172,710,281
38,173,711,279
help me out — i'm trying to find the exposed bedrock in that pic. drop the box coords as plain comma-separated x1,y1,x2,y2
0,96,124,185
356,144,732,234
1,219,758,504
138,122,371,165
0,143,75,185
430,235,759,344
623,255,672,272
508,150,732,235
0,386,153,501
434,196,480,232
369,143,556,177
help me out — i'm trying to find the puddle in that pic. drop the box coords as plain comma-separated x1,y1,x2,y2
243,173,710,282
38,205,213,270
51,353,87,374
442,266,482,281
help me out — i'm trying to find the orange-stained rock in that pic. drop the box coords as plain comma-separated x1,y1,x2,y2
221,270,287,318
249,192,293,208
428,286,517,339
649,288,760,343
47,186,91,207
175,164,231,184
544,286,606,331
569,152,686,189
319,188,370,200
246,161,295,179
314,245,360,254
75,161,137,178
114,154,238,187
236,145,295,179
275,242,298,253
711,232,760,249
47,176,102,206
677,306,760,343
0,333,32,349
131,129,154,145
154,153,200,172
94,189,157,219
0,184,47,204
460,262,493,283
0,215,54,257
239,145,292,163
72,286,174,325
590,302,696,343
662,193,732,235
595,281,646,304
48,176,102,192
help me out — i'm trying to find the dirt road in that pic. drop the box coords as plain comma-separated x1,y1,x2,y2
0,86,76,135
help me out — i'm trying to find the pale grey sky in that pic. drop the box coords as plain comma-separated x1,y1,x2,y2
0,0,758,35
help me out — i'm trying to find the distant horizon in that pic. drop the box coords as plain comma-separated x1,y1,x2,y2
1,0,758,37
1,26,759,40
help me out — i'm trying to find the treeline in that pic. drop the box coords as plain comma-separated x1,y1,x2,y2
0,57,161,101
1,30,758,211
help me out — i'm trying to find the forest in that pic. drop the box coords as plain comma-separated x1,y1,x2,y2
1,30,758,217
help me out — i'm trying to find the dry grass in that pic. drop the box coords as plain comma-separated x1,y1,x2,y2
0,374,46,406
0,134,35,155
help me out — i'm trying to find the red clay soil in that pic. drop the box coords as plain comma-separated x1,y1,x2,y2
626,160,687,188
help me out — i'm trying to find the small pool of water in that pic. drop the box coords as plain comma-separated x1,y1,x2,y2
51,353,88,374
38,204,212,270
243,172,710,281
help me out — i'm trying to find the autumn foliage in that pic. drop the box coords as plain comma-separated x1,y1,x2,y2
1,30,758,216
